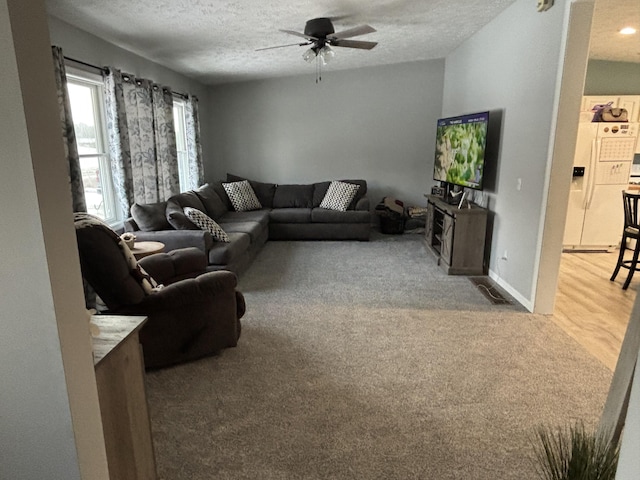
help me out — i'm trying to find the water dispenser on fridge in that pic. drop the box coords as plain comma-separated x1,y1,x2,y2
563,122,639,250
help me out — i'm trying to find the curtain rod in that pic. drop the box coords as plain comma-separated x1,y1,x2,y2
64,55,108,73
63,55,191,100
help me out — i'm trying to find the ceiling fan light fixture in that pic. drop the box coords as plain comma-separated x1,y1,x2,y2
320,45,335,64
303,48,317,63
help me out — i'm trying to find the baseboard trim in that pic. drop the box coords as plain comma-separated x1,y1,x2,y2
487,269,533,312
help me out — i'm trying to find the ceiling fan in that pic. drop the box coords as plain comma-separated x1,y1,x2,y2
257,17,378,65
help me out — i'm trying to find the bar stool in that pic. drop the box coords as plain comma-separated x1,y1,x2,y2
610,190,640,290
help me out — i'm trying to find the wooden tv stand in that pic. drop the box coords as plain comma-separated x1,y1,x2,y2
424,194,488,275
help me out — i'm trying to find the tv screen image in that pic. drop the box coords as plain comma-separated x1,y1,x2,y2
433,111,489,190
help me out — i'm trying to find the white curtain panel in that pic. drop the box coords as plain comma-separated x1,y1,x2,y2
185,94,204,189
51,46,87,213
104,68,179,216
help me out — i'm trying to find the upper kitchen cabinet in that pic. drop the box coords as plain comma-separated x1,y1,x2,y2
582,95,640,123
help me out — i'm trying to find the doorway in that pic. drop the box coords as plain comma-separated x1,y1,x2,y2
546,0,640,371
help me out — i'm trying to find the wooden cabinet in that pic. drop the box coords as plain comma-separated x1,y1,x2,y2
424,195,488,275
92,315,156,480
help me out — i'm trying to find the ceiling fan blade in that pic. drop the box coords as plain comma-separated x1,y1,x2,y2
330,39,378,50
256,42,311,51
280,29,318,41
328,25,376,40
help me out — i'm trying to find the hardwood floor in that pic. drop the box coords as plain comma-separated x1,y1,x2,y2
552,250,637,371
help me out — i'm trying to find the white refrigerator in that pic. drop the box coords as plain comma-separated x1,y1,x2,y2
563,122,639,250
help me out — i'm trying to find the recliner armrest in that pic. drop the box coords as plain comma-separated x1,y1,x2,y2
133,270,239,311
139,247,207,285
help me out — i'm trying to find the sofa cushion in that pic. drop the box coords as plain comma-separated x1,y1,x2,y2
312,182,331,207
269,208,312,224
194,184,228,220
220,209,270,227
184,207,230,243
166,192,206,230
273,184,314,208
130,201,171,231
227,173,277,208
207,232,251,265
343,179,367,206
319,181,360,212
212,182,234,210
311,208,372,224
219,221,265,243
223,180,262,212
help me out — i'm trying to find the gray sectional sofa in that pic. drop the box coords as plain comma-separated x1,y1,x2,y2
124,175,371,274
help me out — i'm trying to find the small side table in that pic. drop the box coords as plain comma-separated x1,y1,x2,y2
130,241,165,260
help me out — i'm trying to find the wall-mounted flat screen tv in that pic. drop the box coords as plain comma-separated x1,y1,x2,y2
433,111,489,190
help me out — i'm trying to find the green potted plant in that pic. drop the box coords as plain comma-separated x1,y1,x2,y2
532,422,620,480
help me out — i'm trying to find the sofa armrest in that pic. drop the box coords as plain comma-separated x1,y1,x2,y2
132,230,214,254
355,197,370,211
138,247,207,285
124,217,139,232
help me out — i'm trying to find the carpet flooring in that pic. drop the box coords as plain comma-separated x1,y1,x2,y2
145,232,612,479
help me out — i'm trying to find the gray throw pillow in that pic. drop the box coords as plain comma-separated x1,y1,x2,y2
130,202,171,231
194,184,228,219
166,192,206,230
212,182,234,210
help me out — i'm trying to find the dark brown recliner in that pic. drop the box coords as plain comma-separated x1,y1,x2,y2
74,213,244,369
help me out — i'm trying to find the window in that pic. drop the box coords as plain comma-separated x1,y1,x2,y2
67,68,194,221
66,70,120,225
173,98,190,192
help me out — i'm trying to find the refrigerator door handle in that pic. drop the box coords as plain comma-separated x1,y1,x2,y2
585,139,599,209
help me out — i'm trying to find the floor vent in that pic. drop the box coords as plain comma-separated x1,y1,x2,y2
469,277,512,305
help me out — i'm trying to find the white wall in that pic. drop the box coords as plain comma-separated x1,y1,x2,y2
1,0,108,478
207,60,445,208
442,0,571,308
47,15,214,172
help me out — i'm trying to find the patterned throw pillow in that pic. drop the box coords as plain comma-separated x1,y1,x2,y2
319,181,360,212
222,180,262,212
183,207,230,243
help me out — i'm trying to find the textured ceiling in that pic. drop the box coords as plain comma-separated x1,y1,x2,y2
45,0,640,86
589,0,640,63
